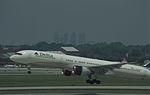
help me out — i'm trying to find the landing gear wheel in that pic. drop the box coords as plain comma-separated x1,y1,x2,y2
86,79,101,84
27,71,31,74
86,79,94,84
86,79,90,83
27,64,31,74
86,74,101,84
95,80,101,84
92,79,101,84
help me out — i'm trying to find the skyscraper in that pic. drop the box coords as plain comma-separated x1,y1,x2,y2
78,32,86,44
69,32,77,45
53,32,60,43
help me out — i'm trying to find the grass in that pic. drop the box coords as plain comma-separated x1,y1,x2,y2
0,74,150,87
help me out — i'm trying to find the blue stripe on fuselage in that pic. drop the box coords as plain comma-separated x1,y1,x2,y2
145,67,150,70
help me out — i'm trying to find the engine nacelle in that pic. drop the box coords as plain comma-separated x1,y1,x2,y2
72,66,91,76
62,66,91,76
62,69,72,76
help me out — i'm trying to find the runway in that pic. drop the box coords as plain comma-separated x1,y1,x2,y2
0,86,150,94
0,67,61,75
0,86,150,90
0,68,150,94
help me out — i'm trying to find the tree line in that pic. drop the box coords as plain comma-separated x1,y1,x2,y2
1,42,150,64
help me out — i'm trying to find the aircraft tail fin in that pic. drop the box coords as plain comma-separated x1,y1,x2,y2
121,58,128,64
121,53,128,64
143,61,150,68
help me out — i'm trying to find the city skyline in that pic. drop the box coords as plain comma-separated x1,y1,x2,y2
53,32,86,45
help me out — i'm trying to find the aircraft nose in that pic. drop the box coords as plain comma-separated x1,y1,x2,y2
10,55,16,61
10,53,30,64
10,55,23,63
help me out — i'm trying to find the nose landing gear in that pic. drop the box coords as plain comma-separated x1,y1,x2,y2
27,65,31,74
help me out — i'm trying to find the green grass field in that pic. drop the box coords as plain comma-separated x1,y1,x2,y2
0,74,150,87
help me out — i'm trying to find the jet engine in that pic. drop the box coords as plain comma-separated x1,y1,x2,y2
72,66,91,75
62,66,91,76
62,69,72,76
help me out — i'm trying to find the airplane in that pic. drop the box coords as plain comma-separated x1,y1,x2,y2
10,50,150,84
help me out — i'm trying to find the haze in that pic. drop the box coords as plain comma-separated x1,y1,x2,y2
0,0,149,45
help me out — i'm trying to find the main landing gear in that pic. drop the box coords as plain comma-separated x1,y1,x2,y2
86,74,101,84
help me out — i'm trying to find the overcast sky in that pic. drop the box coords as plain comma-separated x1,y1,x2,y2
0,0,149,45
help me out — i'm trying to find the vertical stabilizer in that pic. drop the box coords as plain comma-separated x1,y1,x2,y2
144,61,150,68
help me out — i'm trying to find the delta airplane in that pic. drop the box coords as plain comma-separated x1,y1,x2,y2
10,50,150,84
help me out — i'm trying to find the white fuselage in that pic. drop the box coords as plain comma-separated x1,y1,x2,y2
10,50,150,79
114,64,150,78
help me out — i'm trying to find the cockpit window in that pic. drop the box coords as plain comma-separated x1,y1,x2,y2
15,53,23,55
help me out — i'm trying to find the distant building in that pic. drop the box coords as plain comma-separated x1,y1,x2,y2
47,51,65,55
0,47,22,54
62,33,68,44
53,32,60,43
78,32,86,44
69,32,77,45
60,47,79,56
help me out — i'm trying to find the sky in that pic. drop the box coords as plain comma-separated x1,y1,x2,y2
0,0,149,45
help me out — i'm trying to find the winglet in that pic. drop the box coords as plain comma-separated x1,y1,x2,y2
121,58,128,64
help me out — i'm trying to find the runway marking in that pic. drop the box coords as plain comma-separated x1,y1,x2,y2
0,86,150,90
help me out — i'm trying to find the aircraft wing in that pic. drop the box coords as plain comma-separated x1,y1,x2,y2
88,62,127,74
